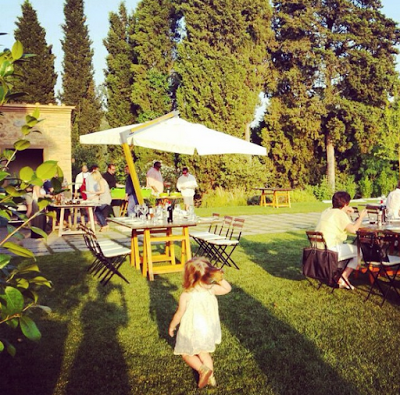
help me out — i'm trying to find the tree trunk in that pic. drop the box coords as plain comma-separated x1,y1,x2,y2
326,134,335,192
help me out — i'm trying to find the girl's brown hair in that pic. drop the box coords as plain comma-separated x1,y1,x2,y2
182,257,222,290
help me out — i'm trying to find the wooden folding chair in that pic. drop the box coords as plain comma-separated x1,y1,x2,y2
205,218,245,269
303,231,351,290
79,224,131,285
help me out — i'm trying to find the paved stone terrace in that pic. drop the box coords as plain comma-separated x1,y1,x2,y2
0,212,322,256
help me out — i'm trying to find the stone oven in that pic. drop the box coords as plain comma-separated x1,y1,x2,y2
0,103,74,186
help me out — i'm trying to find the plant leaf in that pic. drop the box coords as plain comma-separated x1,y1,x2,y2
0,170,10,182
0,340,4,353
3,242,35,258
7,342,16,357
19,166,34,182
29,226,47,239
0,254,11,269
0,286,24,316
14,139,30,151
17,262,39,274
36,161,58,181
32,107,40,119
11,41,23,61
21,124,31,136
15,278,29,289
37,200,50,210
30,276,52,288
20,316,41,342
33,305,52,314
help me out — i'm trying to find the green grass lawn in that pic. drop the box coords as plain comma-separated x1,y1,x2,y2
195,201,330,217
2,230,400,395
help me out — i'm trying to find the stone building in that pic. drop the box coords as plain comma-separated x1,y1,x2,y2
0,103,74,186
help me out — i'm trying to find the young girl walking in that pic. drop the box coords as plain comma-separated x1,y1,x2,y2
169,257,232,388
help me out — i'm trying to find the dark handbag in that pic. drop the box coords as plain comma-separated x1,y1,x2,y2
302,247,339,286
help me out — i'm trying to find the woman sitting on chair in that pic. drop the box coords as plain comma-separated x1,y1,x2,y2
316,191,368,290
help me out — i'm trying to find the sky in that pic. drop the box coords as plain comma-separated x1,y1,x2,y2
0,0,400,95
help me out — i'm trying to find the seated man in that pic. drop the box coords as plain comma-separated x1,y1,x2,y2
386,181,400,219
315,191,367,289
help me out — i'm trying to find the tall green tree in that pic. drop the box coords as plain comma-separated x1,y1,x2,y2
174,0,274,190
60,0,103,169
130,0,177,122
104,2,136,128
13,0,57,104
268,0,400,190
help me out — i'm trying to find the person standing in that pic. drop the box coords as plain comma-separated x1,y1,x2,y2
74,165,88,199
177,167,198,210
146,161,164,195
102,163,117,189
125,165,138,216
169,257,231,388
87,170,112,231
386,181,400,219
85,164,99,201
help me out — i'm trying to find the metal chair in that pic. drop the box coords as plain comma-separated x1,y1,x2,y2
357,230,400,306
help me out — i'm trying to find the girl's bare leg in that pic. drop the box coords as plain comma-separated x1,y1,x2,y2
198,352,213,371
182,354,203,371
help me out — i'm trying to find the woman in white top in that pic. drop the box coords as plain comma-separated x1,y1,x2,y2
316,191,367,289
87,170,112,231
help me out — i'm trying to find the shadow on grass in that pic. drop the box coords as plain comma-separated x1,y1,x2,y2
0,252,91,395
239,232,308,281
219,285,361,395
149,276,179,349
65,282,130,395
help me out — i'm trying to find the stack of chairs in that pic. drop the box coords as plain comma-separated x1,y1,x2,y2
190,215,244,269
79,224,131,286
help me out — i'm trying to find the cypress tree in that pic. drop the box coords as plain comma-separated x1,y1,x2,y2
13,0,57,104
104,2,136,127
60,0,103,168
130,0,177,122
174,0,274,190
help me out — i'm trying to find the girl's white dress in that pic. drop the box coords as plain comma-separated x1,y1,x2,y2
174,286,221,356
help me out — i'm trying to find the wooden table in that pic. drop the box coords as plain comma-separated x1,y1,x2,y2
109,217,197,281
253,188,292,208
50,202,97,237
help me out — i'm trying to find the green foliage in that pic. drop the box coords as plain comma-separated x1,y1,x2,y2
312,176,333,201
13,0,57,104
0,40,52,355
103,3,137,127
335,173,357,200
359,176,373,198
291,187,318,203
60,0,103,168
200,187,248,208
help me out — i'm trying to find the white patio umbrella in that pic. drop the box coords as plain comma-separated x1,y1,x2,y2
80,112,267,203
80,113,267,156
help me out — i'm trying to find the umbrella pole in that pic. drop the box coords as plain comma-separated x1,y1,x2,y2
122,142,144,205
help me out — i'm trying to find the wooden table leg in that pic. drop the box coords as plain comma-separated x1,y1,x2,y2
143,229,155,281
181,226,192,263
58,208,65,237
87,207,96,233
260,191,266,207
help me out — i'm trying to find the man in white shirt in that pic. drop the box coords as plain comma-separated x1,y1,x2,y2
386,181,400,218
176,167,198,210
74,165,88,199
146,161,164,195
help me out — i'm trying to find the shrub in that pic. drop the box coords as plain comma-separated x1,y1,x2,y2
291,187,318,203
200,187,248,207
336,173,357,199
359,176,373,198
